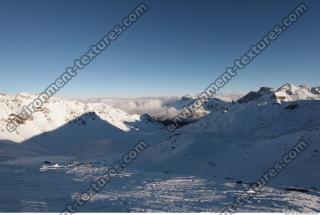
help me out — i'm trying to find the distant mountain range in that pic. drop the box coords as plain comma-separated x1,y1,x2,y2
1,83,320,188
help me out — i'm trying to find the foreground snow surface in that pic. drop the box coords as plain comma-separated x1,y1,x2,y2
0,164,319,213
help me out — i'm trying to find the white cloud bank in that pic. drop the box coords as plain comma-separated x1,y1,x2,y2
76,97,181,120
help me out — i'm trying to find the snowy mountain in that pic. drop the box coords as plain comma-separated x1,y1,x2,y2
146,83,320,187
0,93,142,143
238,83,320,104
0,83,320,212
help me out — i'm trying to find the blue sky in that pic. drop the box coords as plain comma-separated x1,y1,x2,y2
0,0,319,97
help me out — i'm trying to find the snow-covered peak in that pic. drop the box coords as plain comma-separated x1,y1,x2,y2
181,95,195,101
237,83,320,104
274,83,320,102
311,87,320,95
237,87,274,104
0,93,141,143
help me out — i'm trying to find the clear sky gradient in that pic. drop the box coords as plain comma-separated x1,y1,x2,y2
0,0,319,97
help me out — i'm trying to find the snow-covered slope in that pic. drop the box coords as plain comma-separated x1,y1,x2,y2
238,83,320,104
1,83,320,188
1,84,320,212
143,84,320,187
274,83,320,102
0,93,141,143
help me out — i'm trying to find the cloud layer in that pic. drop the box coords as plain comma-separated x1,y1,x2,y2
77,97,181,120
